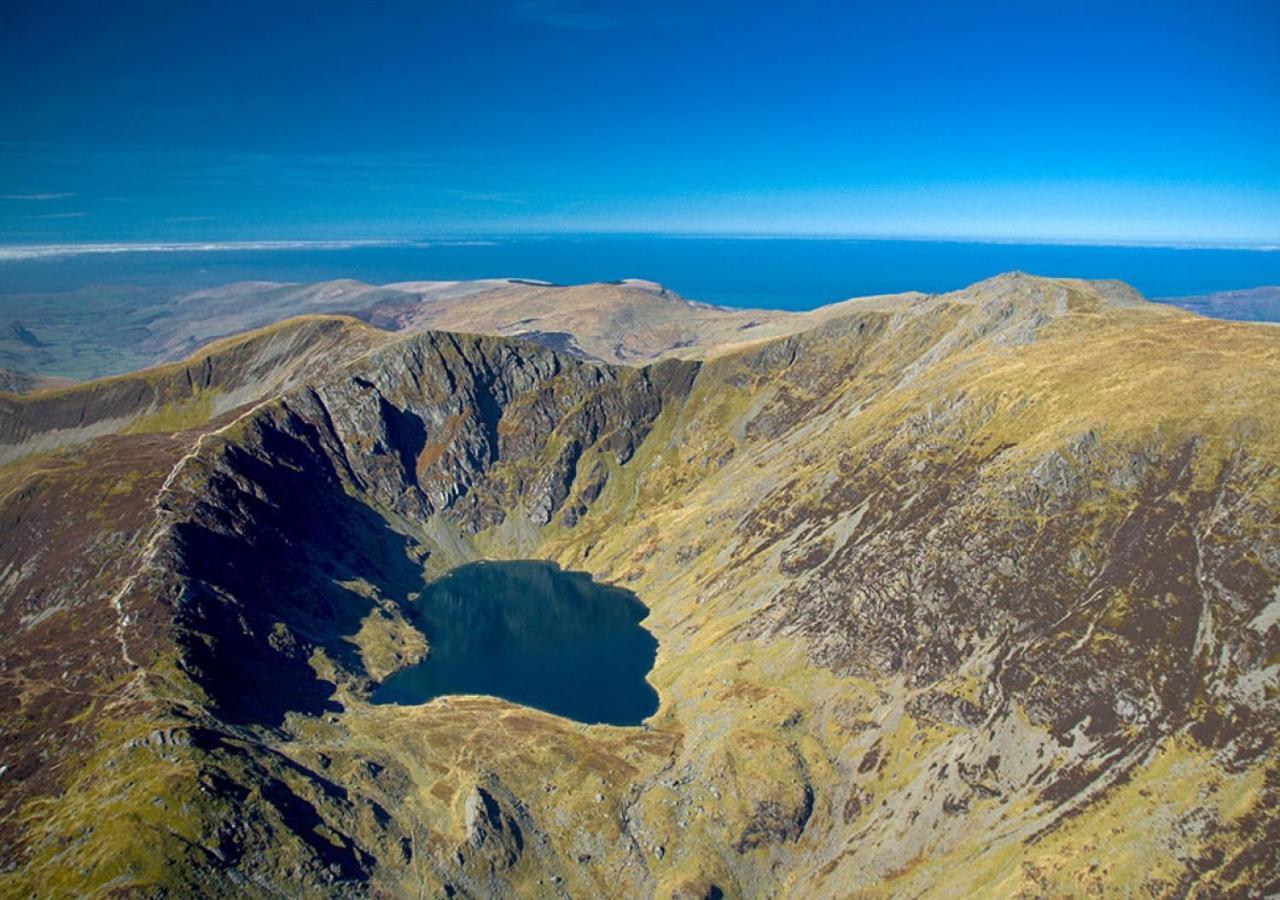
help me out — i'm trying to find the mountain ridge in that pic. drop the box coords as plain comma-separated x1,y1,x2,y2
0,273,1277,896
0,269,1271,388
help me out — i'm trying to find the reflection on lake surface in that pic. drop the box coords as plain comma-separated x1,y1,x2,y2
371,560,659,725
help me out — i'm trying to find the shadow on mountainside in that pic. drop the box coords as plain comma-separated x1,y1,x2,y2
173,410,428,730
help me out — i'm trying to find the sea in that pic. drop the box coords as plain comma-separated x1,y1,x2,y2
0,235,1276,310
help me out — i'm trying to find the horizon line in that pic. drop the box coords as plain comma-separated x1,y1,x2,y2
0,232,1277,262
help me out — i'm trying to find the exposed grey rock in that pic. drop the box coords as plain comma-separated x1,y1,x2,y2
463,786,523,869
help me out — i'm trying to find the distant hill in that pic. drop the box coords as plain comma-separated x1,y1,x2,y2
1157,285,1280,323
4,275,1277,384
0,277,923,379
0,366,72,394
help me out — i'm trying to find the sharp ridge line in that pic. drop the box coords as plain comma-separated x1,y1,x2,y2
109,396,280,674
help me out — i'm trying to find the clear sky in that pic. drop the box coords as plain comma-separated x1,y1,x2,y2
1,0,1277,245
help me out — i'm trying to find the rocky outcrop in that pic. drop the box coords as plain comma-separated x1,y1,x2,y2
732,785,814,853
462,786,524,868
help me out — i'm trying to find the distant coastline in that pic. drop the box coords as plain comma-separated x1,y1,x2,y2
1,232,1277,263
0,234,1277,308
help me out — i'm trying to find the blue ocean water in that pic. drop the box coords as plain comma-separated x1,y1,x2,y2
0,235,1276,310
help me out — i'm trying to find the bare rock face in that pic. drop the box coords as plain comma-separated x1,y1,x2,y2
732,786,814,853
462,786,524,869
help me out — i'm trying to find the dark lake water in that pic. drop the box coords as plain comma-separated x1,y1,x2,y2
371,560,659,725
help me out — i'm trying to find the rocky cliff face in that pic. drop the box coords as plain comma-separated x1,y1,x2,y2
163,331,695,729
0,274,1277,897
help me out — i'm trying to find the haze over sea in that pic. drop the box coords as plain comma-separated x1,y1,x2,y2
0,236,1275,310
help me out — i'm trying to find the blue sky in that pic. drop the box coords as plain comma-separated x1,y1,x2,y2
1,0,1277,244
